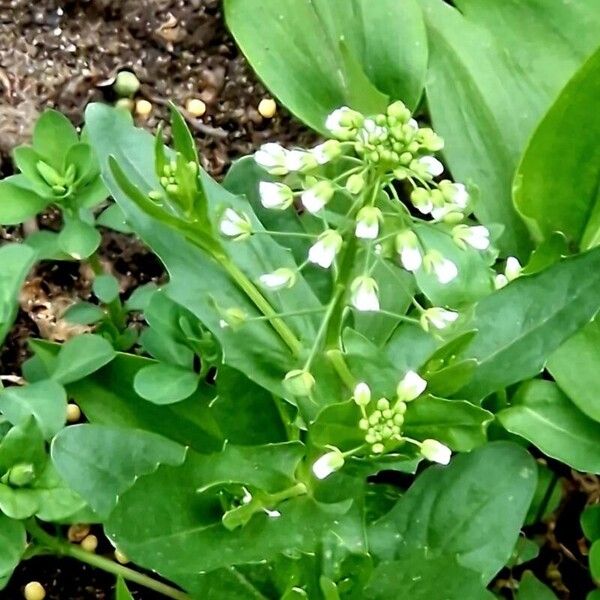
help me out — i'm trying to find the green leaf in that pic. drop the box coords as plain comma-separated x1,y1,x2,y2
498,380,600,474
51,334,116,384
33,109,79,170
548,319,600,423
115,577,134,600
515,46,600,250
403,396,492,452
0,514,26,578
169,104,198,164
0,243,36,345
507,537,540,569
24,230,71,261
590,540,600,584
225,0,427,132
58,218,101,259
93,274,120,304
0,380,67,440
12,146,53,196
133,363,200,405
517,572,558,600
51,424,186,519
0,417,47,475
456,248,600,401
421,0,600,257
0,178,51,225
124,283,157,312
364,551,493,600
63,302,106,325
582,505,600,542
96,202,132,233
369,442,537,583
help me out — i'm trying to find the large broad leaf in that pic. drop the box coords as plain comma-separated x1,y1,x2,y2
456,247,600,402
50,333,115,384
498,380,600,474
84,104,336,405
364,550,493,600
369,442,537,583
51,424,187,519
420,0,600,257
225,0,427,132
0,514,26,579
0,178,51,225
547,318,600,423
514,47,600,250
0,243,36,345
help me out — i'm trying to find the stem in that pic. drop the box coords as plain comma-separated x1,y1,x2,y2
376,309,420,324
222,259,303,357
252,230,317,239
87,253,127,330
303,291,342,371
25,520,191,600
326,349,356,389
245,307,327,322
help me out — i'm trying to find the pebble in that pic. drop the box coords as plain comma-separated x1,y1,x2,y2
24,582,46,600
80,534,98,553
186,98,206,117
135,99,153,118
258,98,277,118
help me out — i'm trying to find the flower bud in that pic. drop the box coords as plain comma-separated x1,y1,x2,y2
350,276,380,312
7,463,35,487
219,208,252,240
353,382,371,407
308,230,343,269
411,155,444,179
255,143,289,176
325,106,364,139
420,439,452,465
355,206,382,240
396,370,427,402
312,448,345,480
418,128,445,152
346,173,366,195
420,307,459,331
259,268,297,290
219,307,247,329
386,101,411,123
301,181,335,214
423,250,458,284
410,188,433,215
286,149,318,173
395,230,422,272
439,181,469,209
505,256,522,281
312,140,342,164
258,181,294,210
284,369,315,396
452,225,490,251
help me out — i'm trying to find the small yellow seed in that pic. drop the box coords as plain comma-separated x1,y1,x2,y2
66,403,81,423
24,581,46,600
114,549,129,564
80,534,98,553
186,98,206,117
115,98,134,112
258,98,277,118
135,99,153,118
67,523,90,542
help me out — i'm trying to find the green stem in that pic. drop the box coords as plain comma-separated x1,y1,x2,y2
252,230,317,239
222,259,303,357
25,520,191,600
303,291,342,371
326,349,356,389
245,307,327,322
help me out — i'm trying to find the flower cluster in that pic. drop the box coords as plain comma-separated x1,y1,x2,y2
311,373,452,480
219,101,495,334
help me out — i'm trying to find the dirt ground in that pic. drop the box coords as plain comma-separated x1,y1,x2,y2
0,1,598,599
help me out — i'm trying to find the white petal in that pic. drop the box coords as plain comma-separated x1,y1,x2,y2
397,370,427,401
408,118,419,130
285,150,305,171
325,108,345,132
355,221,379,240
308,241,336,269
258,182,285,209
353,288,379,312
312,143,330,165
421,439,451,465
259,272,289,289
434,259,458,284
401,247,422,272
505,256,522,281
453,183,469,208
495,274,509,289
353,382,371,406
255,143,286,168
419,156,444,177
465,226,490,250
312,451,344,480
301,190,325,214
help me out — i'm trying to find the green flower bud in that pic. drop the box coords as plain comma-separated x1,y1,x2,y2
376,398,390,411
371,443,385,454
114,70,141,97
8,463,35,487
283,369,315,396
387,101,411,122
346,173,366,195
36,161,63,187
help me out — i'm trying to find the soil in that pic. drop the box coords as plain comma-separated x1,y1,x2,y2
0,1,597,599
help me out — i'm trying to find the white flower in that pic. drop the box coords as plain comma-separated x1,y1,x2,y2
254,143,289,175
258,181,293,210
396,370,427,402
420,307,459,331
259,268,296,290
325,106,363,139
440,181,469,209
395,230,422,272
312,449,345,480
308,230,343,269
407,118,419,131
350,276,380,312
420,439,451,465
301,181,335,214
219,208,252,240
424,251,458,284
452,225,490,250
285,149,317,173
505,256,522,281
355,206,382,240
312,140,342,165
415,155,444,178
357,118,387,144
346,173,365,195
353,382,371,407
410,188,432,215
494,274,508,289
